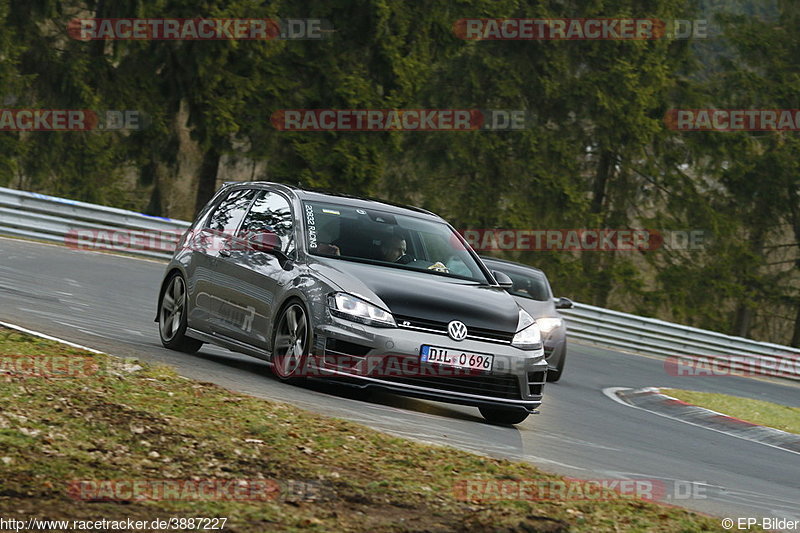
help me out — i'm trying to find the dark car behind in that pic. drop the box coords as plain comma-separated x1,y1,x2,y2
480,257,573,382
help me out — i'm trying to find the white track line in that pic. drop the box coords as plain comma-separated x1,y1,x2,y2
0,320,106,354
603,387,800,457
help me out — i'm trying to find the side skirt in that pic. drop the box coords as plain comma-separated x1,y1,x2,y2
186,327,272,361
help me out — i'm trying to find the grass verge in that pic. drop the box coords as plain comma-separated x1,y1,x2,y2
661,388,800,435
0,327,749,532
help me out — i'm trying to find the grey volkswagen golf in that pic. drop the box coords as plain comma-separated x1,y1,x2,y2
156,182,547,424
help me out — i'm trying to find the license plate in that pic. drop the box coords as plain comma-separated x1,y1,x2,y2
420,345,494,372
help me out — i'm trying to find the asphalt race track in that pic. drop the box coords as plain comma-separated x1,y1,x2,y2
2,237,798,522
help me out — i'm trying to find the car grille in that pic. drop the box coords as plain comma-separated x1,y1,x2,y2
394,315,514,344
381,374,521,400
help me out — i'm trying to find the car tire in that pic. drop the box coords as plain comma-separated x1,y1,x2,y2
546,345,566,383
158,272,203,354
479,406,530,425
270,301,311,382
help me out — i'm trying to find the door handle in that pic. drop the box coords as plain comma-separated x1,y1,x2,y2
219,249,231,257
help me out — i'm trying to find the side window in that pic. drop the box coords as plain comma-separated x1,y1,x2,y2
240,191,296,255
206,189,257,234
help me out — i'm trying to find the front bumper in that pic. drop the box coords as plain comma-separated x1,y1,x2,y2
312,316,547,411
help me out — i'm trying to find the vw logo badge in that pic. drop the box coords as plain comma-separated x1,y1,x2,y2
447,320,468,341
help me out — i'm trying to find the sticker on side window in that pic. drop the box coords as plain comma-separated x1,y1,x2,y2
305,204,317,248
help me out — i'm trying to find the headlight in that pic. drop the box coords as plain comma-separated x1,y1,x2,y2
511,308,542,350
328,292,396,328
536,317,563,334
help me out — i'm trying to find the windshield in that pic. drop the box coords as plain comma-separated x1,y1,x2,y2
303,200,488,282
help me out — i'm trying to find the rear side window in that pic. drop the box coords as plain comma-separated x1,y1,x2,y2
206,189,256,234
239,191,296,254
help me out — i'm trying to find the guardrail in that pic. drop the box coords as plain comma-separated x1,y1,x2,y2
559,304,799,379
0,187,189,260
1,185,797,379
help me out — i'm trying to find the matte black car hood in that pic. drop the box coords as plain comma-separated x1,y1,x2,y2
311,258,519,333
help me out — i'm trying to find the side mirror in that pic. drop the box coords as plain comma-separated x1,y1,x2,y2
555,297,574,309
492,270,514,290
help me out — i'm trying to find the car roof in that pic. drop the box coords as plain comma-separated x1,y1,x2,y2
480,256,548,277
222,181,442,221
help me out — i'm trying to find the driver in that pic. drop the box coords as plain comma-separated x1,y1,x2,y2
381,235,407,262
